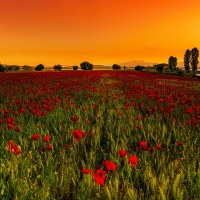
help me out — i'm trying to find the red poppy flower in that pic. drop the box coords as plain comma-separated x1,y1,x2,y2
19,108,26,113
8,123,15,129
155,145,162,150
73,129,82,139
45,145,52,150
7,117,13,124
94,169,107,186
31,133,40,141
103,160,117,172
44,136,51,142
70,116,78,122
81,168,93,174
128,155,138,168
177,142,183,146
65,144,70,148
15,127,20,132
140,141,147,149
137,116,143,120
118,150,127,158
145,147,151,152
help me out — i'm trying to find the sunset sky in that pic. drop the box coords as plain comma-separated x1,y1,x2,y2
1,0,200,66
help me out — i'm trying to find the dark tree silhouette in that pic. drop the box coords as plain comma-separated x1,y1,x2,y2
184,49,191,73
0,64,5,72
73,66,78,70
168,56,177,72
80,61,93,70
191,47,199,76
112,64,121,70
53,65,62,71
35,64,44,71
135,65,144,71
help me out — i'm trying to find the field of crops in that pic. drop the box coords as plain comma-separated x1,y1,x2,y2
0,71,200,200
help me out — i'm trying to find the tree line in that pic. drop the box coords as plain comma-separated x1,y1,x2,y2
0,48,199,73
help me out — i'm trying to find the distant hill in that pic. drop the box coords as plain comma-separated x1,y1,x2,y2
118,60,184,68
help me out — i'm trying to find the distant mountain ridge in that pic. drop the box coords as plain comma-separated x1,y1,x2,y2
118,60,184,68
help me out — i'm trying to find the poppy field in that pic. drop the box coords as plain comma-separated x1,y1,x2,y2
0,71,200,200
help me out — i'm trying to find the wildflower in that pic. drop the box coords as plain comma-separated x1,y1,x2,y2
118,150,127,158
44,136,50,142
31,133,40,141
137,116,143,120
128,155,138,168
145,147,151,152
45,145,52,150
8,123,15,129
19,108,26,113
177,142,183,146
155,145,162,150
103,160,117,172
140,141,147,149
15,127,20,132
70,116,78,122
81,168,93,174
94,169,107,186
65,144,70,148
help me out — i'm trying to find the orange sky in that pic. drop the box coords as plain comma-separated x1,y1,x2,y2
0,0,200,66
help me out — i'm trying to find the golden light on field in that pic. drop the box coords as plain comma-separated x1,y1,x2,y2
0,0,200,66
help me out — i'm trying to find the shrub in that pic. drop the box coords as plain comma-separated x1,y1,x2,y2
0,64,5,72
73,66,78,70
135,65,144,71
80,61,93,70
53,65,62,71
112,64,121,70
35,64,44,71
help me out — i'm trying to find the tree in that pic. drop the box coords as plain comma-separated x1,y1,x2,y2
135,65,144,71
73,66,78,70
168,56,177,72
80,61,93,70
22,65,33,71
0,64,5,72
6,65,20,71
53,65,62,71
191,47,199,76
154,63,167,73
112,64,121,70
35,64,44,71
184,49,191,73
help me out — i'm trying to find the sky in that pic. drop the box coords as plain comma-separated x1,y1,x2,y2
0,0,200,66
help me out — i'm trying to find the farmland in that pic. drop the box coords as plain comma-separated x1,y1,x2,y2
0,71,200,200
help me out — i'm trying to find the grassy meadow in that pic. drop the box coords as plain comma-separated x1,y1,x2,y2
0,71,199,200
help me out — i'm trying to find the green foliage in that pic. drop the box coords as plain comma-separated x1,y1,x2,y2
168,56,177,72
80,61,93,70
0,64,5,72
0,72,200,199
5,65,20,71
22,65,33,71
134,65,144,71
73,66,78,70
191,47,199,76
154,63,168,73
35,64,44,71
53,65,62,71
184,49,191,73
112,64,121,70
